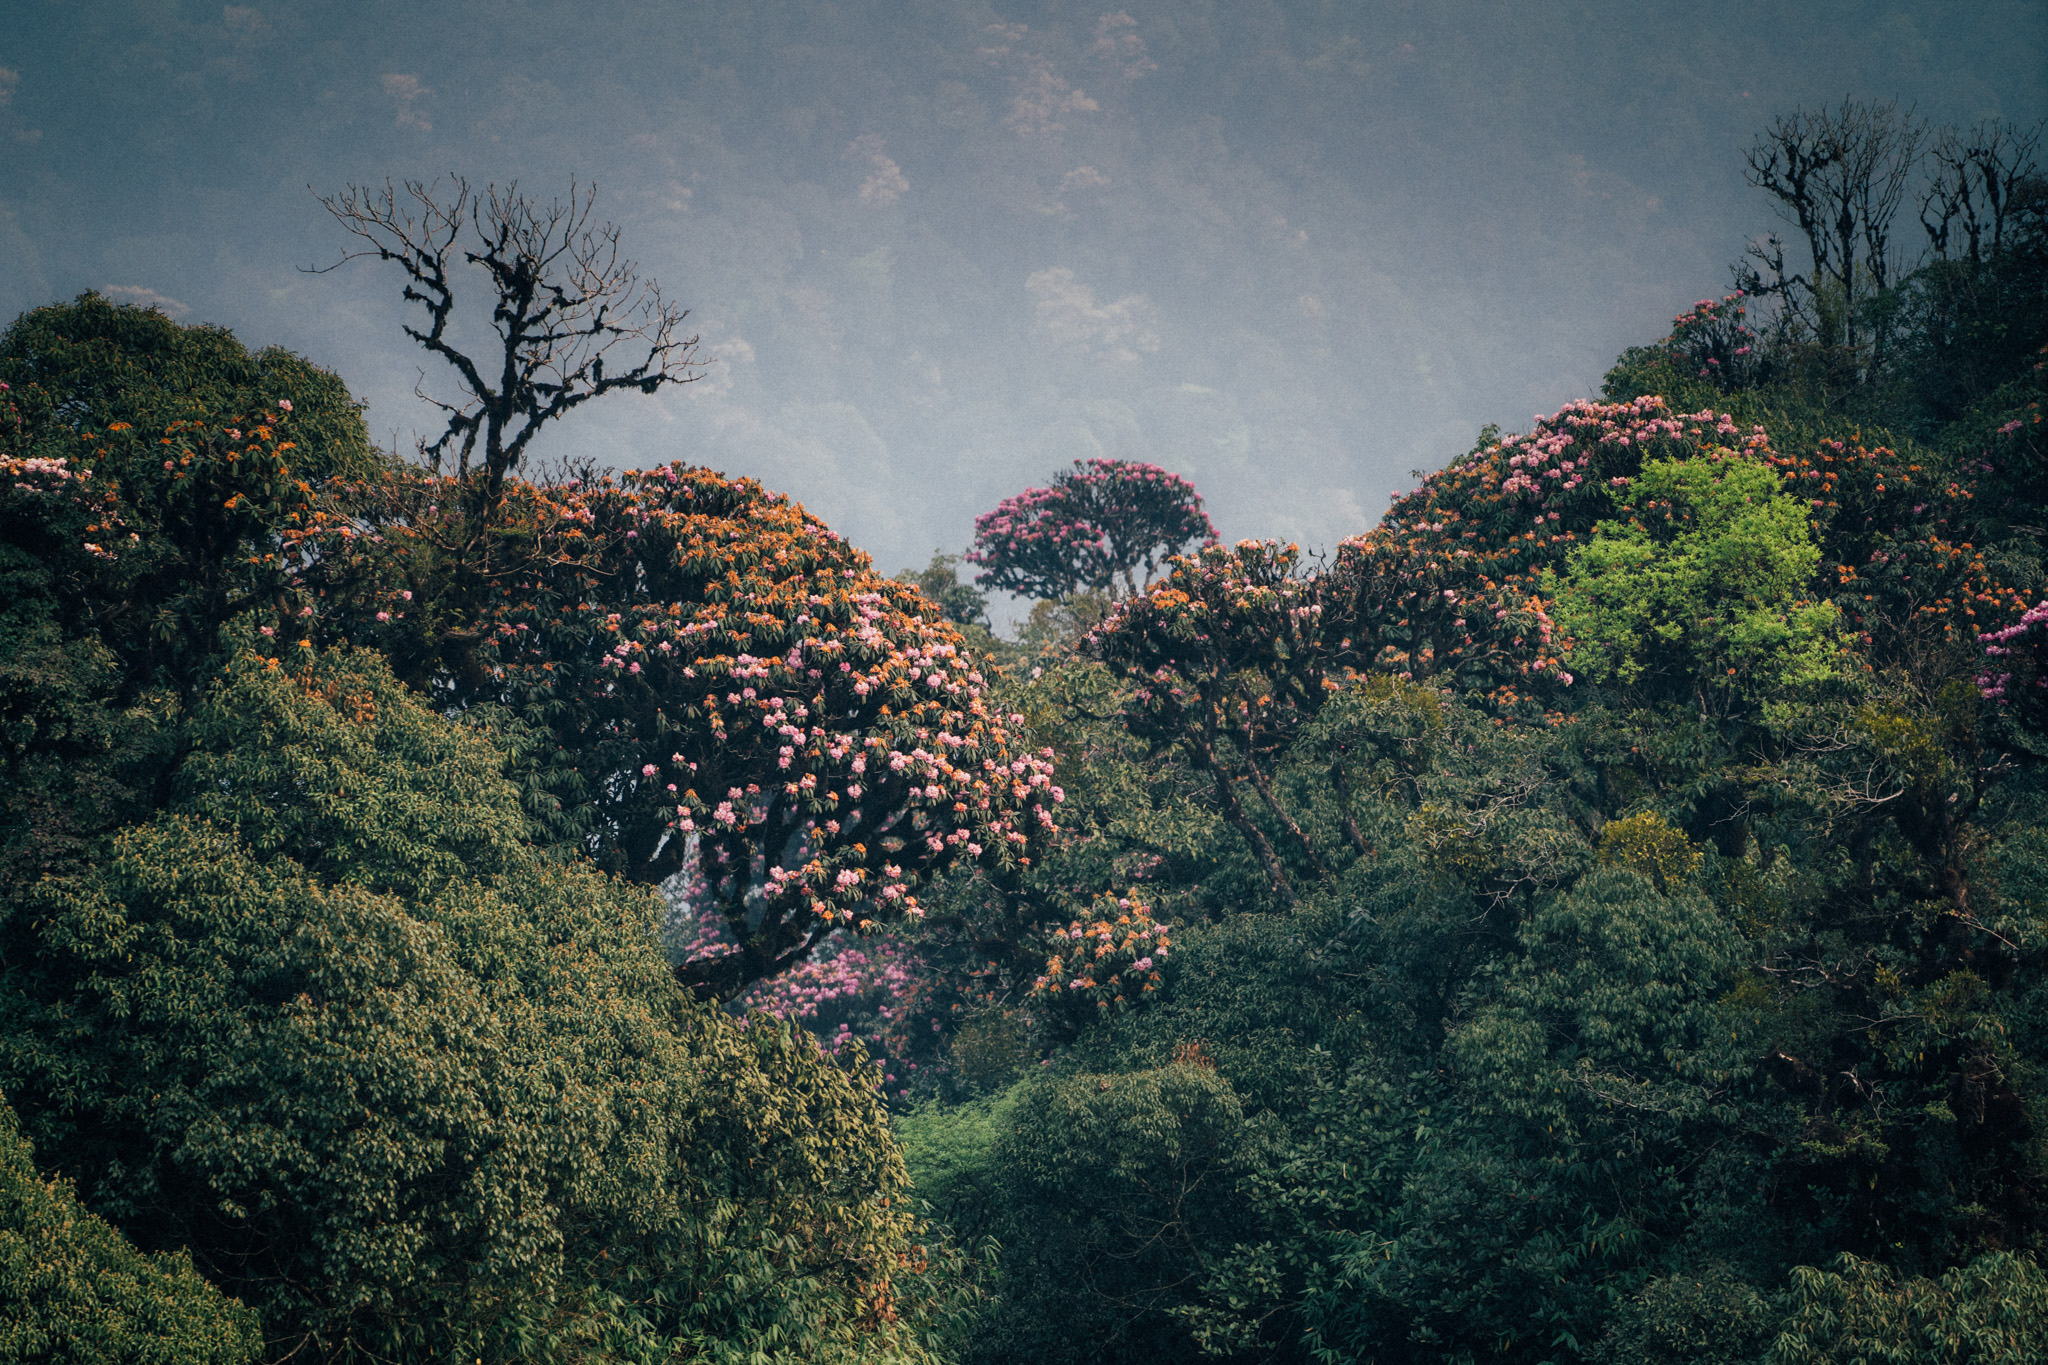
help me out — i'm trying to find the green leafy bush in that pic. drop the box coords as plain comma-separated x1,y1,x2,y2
0,639,956,1363
0,1094,258,1365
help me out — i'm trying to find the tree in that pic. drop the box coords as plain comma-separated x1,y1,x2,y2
1921,121,2045,267
0,295,387,700
286,461,1063,1000
1548,450,1846,714
1340,397,1779,699
1,300,386,906
1656,291,1778,392
1906,127,2048,426
0,291,381,490
1739,98,1927,361
968,458,1216,602
1771,1251,2048,1365
311,178,701,509
897,551,993,632
0,1094,259,1365
970,1061,1248,1365
0,638,958,1362
1088,398,1765,906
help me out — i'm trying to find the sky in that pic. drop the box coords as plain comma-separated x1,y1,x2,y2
3,1,2043,623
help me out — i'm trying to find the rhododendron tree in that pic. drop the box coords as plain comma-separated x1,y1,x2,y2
968,457,1216,601
1092,540,1349,904
1030,893,1169,1014
1330,398,1787,710
1355,399,2032,706
1,391,337,698
285,461,1062,998
1764,434,2030,692
1089,398,1763,901
1659,291,1774,390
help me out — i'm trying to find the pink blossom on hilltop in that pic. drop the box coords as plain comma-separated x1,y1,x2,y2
968,457,1217,601
285,460,1064,1003
1659,291,1772,390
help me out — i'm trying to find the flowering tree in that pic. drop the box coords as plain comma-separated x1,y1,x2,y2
1660,291,1774,390
0,294,385,700
288,461,1063,999
1332,397,1864,705
1765,433,2028,694
1980,601,2048,720
1089,398,1808,905
1029,893,1170,1015
1093,540,1345,904
968,458,1217,601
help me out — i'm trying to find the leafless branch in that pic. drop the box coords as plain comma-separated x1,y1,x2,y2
1922,120,2046,264
308,176,703,509
1741,99,1925,356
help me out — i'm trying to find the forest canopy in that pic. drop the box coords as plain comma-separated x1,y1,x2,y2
2,101,2046,1363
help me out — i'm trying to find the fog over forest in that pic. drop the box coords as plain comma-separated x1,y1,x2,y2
4,0,2042,616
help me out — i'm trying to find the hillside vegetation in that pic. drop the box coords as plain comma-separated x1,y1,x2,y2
3,107,2046,1363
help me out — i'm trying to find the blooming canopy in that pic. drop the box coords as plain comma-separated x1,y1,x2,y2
286,461,1063,998
968,457,1217,601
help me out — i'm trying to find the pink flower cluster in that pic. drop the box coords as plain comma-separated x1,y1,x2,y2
2,452,127,560
969,457,1218,600
1661,291,1767,388
1979,600,2048,702
1440,396,1766,527
736,930,923,1025
283,458,1068,997
1032,895,1169,1010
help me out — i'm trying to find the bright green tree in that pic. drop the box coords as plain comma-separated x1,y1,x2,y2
1550,452,1844,710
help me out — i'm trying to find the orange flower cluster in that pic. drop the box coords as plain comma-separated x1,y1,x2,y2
1031,895,1168,1012
283,461,1063,998
2,394,320,690
1764,437,2030,662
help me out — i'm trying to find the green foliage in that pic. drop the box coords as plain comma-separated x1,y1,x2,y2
0,291,382,487
0,1093,259,1365
1770,1252,2048,1365
1597,1264,1781,1365
894,1085,1023,1233
897,552,993,633
1598,811,1704,892
0,640,955,1363
973,1062,1249,1365
1015,589,1111,657
946,1011,1037,1091
1551,452,1845,706
0,296,392,914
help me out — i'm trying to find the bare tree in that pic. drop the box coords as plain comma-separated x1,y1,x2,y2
310,177,701,506
1922,120,2045,265
1738,99,1925,358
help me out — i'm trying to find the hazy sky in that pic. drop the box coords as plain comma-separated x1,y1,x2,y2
4,1,2043,619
